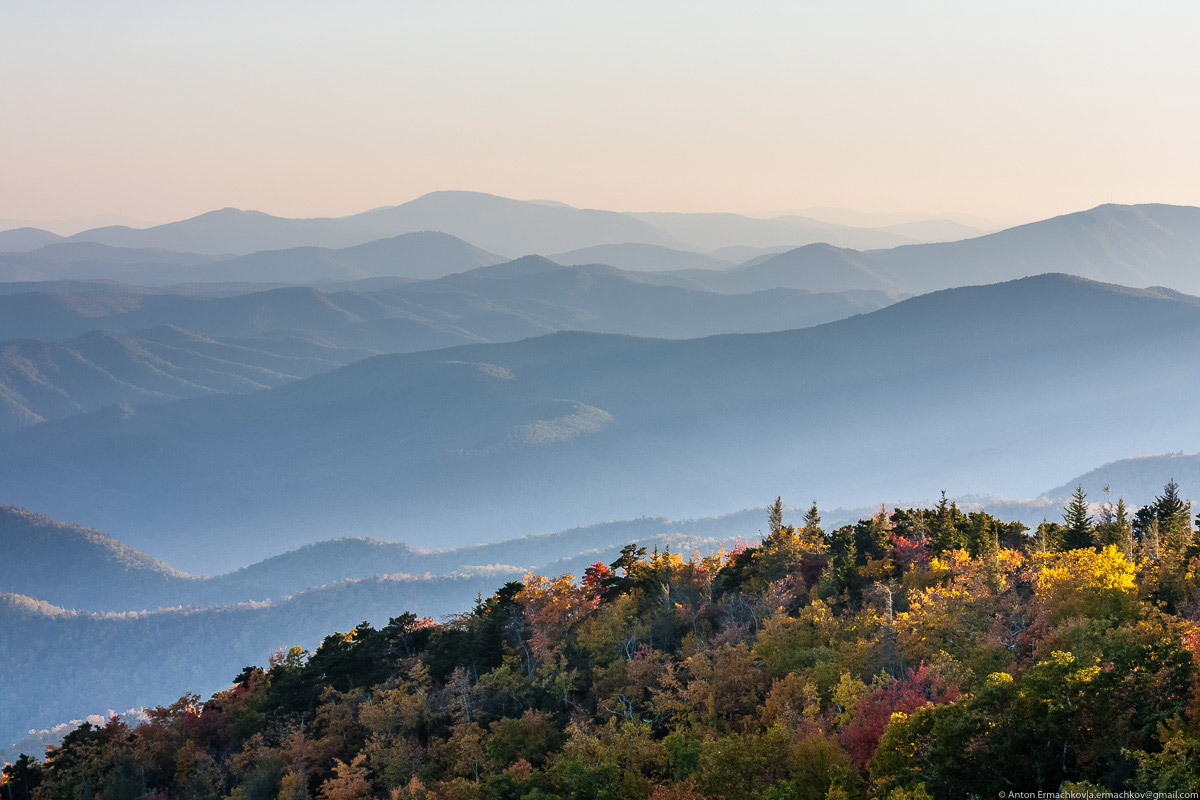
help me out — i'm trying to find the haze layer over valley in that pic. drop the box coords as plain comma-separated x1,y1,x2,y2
7,192,1200,761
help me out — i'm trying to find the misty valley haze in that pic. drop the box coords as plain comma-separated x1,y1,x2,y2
5,191,1200,799
7,3,1200,796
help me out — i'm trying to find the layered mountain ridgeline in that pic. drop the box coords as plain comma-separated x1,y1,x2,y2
0,504,760,613
0,327,377,431
3,274,1199,572
13,193,672,257
2,191,973,261
0,242,224,284
6,496,1200,798
0,232,502,285
8,201,1198,297
623,211,918,251
665,203,1200,296
0,257,898,345
874,203,1200,293
0,571,513,748
547,244,734,272
0,227,66,253
0,259,897,432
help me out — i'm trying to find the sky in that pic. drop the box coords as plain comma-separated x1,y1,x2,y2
3,0,1198,227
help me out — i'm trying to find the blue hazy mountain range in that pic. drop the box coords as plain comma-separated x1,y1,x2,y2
0,257,896,432
2,273,1196,573
4,200,1199,296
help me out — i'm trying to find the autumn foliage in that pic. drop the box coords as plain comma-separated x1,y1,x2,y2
6,490,1200,800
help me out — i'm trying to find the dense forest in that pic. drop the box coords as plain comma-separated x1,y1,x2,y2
7,485,1200,800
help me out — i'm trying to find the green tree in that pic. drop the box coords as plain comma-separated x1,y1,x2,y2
930,492,964,552
1,755,44,800
768,496,784,537
1113,497,1134,559
1061,485,1095,550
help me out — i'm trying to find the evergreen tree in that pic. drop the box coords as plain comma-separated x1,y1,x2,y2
1061,484,1095,550
767,496,784,537
819,525,862,602
854,504,893,562
965,512,997,557
996,520,1030,550
1154,480,1192,555
1114,497,1134,560
803,500,821,534
979,522,1002,592
798,500,825,553
1158,480,1188,527
931,491,961,552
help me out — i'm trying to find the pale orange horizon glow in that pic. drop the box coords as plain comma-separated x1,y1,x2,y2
3,1,1198,227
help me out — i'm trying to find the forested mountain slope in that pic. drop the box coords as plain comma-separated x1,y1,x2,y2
6,496,1198,797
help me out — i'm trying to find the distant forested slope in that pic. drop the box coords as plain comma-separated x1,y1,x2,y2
6,492,1199,798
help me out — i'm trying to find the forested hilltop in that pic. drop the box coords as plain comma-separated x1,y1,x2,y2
7,485,1200,800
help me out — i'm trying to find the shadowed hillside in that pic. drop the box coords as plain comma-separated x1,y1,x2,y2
0,573,506,746
0,262,897,431
1046,452,1200,504
2,275,1197,571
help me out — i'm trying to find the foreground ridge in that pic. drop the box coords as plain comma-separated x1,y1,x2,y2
6,487,1200,799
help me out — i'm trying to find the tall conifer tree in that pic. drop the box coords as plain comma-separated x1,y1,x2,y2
1062,484,1095,550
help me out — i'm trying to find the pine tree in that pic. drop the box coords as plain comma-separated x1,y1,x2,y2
800,500,824,549
1132,480,1194,556
979,522,1002,592
854,505,893,562
1158,480,1188,526
965,512,997,557
803,501,821,533
1062,484,1095,550
819,525,861,601
768,496,784,538
1114,497,1134,560
931,491,960,552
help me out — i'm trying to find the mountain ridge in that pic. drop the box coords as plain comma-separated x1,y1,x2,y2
3,273,1197,570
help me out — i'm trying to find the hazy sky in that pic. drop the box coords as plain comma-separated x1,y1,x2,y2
3,0,1198,225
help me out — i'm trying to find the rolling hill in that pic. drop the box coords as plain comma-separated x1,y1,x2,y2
873,203,1200,294
59,192,674,257
187,231,503,283
0,326,378,432
16,203,1200,296
626,211,917,251
0,573,506,747
0,232,501,285
548,243,732,271
677,243,903,293
628,204,1200,296
2,274,1197,572
45,192,1004,263
1045,452,1200,505
0,263,897,431
0,503,760,613
0,242,219,283
0,227,66,253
